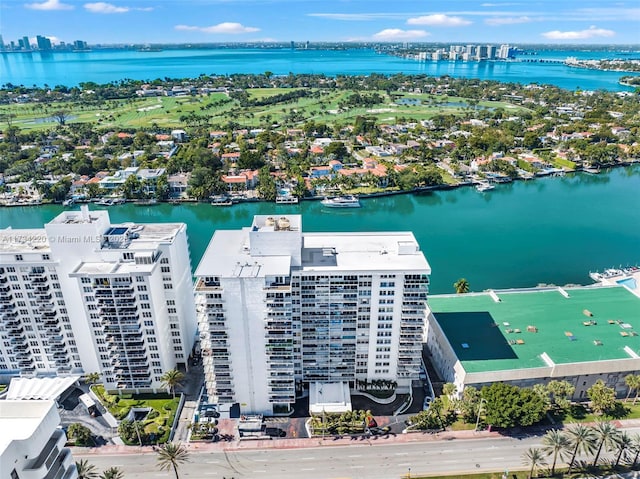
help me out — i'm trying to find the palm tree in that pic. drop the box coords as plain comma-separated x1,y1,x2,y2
625,374,640,405
75,459,98,479
442,383,457,398
614,431,633,468
160,369,185,399
541,429,571,476
157,442,189,479
592,421,621,467
630,433,640,469
565,423,597,474
99,467,124,479
84,372,101,386
523,447,547,479
453,278,470,294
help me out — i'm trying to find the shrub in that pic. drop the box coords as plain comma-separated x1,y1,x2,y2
147,410,159,420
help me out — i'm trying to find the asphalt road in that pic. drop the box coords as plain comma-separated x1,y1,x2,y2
74,427,640,479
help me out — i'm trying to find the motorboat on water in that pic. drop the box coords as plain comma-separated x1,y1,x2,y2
320,195,361,208
475,181,495,192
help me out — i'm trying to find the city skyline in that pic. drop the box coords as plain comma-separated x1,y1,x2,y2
0,0,639,46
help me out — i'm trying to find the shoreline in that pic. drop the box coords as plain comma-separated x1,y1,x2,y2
4,162,637,209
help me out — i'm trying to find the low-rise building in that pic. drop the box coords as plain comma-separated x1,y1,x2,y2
426,286,640,399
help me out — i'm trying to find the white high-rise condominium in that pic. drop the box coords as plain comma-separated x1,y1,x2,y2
0,206,197,393
195,215,430,415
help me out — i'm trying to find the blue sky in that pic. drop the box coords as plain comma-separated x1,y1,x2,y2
1,0,639,45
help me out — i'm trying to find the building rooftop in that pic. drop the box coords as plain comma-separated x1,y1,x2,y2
429,286,640,374
302,232,430,272
0,228,50,253
0,400,55,455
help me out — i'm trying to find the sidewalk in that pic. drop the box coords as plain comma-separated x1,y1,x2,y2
73,414,640,456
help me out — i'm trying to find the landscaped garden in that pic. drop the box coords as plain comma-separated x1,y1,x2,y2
92,384,179,445
309,409,377,436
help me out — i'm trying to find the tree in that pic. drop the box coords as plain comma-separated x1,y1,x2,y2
84,372,101,385
630,433,640,469
76,459,98,479
156,442,189,479
160,368,185,399
482,382,546,428
546,380,575,412
453,278,470,294
625,374,640,403
592,421,621,467
565,423,597,474
541,429,571,476
99,467,124,479
442,383,457,398
587,379,617,415
52,110,70,126
614,431,633,468
522,447,547,479
67,423,93,446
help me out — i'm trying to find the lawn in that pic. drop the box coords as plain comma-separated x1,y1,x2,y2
551,401,640,425
92,385,179,444
0,89,529,132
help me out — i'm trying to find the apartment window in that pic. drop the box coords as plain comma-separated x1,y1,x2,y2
142,312,152,318
150,345,158,351
163,284,173,290
171,331,180,337
160,258,169,264
143,321,153,326
7,267,15,272
136,276,144,282
161,266,170,273
137,285,147,291
9,275,18,281
170,324,178,329
168,308,177,314
15,255,23,261
81,278,91,284
167,300,175,305
172,338,181,344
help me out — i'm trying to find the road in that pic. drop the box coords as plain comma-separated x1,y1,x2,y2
74,428,640,479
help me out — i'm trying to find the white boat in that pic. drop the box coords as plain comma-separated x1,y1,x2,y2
475,182,495,192
276,195,299,204
321,195,361,208
62,199,75,207
96,198,113,206
210,196,233,206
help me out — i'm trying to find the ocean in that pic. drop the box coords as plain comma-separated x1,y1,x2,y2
2,47,638,91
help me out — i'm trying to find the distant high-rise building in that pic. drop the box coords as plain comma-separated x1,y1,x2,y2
498,44,515,59
36,35,52,50
0,35,4,49
73,40,87,50
290,40,295,50
22,36,30,50
477,45,488,60
487,45,497,60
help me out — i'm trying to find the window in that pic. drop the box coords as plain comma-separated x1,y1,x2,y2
15,254,23,261
42,254,50,260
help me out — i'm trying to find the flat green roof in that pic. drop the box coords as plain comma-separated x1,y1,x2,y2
428,286,640,374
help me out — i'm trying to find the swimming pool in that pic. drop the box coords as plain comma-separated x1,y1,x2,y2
617,277,638,289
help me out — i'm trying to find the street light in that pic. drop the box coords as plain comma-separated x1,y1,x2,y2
407,467,411,479
474,398,487,432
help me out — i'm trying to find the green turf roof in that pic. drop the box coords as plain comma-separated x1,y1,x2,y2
428,286,640,374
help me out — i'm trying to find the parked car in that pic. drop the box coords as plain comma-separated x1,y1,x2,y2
423,396,433,410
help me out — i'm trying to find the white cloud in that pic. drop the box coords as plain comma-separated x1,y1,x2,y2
84,2,129,13
542,25,615,40
485,16,531,25
308,12,404,21
30,35,62,45
175,22,260,34
25,0,73,10
407,14,471,26
372,29,430,40
481,2,524,6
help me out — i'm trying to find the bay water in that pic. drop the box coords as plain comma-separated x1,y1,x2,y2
2,48,638,91
2,167,639,294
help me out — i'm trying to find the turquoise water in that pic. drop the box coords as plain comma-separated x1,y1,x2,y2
2,166,639,294
2,48,638,90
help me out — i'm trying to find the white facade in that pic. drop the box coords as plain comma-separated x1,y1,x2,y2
0,206,198,393
0,400,77,479
195,215,430,415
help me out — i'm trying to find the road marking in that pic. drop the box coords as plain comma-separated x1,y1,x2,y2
206,460,220,464
398,463,411,467
348,454,362,458
491,457,505,460
301,457,316,460
395,452,409,456
301,468,315,471
253,470,267,473
350,465,364,469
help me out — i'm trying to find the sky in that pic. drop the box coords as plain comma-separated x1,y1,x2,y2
1,0,639,46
